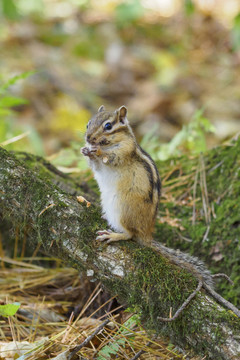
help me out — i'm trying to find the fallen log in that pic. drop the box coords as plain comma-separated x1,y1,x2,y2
0,144,240,359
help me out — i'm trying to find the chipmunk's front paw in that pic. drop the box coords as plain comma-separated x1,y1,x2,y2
81,146,101,157
81,147,91,156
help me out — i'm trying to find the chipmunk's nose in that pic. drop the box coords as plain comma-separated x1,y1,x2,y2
87,135,96,144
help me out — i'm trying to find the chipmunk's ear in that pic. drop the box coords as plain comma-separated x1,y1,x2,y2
116,105,127,124
98,105,105,113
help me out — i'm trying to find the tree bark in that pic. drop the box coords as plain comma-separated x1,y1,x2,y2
0,143,240,360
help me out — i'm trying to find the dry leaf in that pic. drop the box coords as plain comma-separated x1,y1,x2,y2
77,196,91,207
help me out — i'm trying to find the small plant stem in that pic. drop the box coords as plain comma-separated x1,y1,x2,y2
67,318,110,360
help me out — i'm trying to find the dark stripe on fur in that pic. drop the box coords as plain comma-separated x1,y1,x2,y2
155,176,161,200
111,116,118,127
139,146,161,198
133,150,154,202
137,146,161,216
109,127,129,135
154,176,161,217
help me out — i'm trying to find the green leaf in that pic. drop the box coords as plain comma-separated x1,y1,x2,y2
123,314,138,328
231,13,240,51
184,0,195,16
97,345,117,359
96,315,139,359
0,96,28,107
115,0,144,26
0,302,20,317
1,0,20,20
141,108,215,160
0,108,12,117
0,71,36,93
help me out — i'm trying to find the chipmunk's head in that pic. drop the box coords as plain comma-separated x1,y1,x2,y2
85,105,133,147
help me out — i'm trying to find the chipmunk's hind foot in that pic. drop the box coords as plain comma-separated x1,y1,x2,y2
96,230,131,244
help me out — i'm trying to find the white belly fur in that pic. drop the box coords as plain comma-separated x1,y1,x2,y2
92,163,124,232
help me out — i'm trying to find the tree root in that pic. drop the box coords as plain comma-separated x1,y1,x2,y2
203,284,240,318
158,273,240,322
158,280,203,322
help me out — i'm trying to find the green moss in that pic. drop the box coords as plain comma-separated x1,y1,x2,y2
155,138,240,306
0,148,103,262
101,242,240,357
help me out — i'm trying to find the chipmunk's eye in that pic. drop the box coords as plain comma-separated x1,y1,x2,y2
104,122,112,131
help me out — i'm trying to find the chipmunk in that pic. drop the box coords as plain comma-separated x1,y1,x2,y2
81,105,240,319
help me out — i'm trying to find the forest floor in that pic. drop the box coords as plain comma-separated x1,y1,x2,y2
0,252,189,360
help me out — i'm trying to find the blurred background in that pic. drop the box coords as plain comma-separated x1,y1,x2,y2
1,0,240,170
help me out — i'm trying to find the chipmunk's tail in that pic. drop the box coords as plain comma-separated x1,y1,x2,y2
151,240,214,288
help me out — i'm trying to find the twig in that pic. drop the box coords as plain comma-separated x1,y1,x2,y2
212,273,234,285
0,131,31,146
199,154,211,224
211,202,217,219
73,283,102,325
130,340,152,360
208,160,224,174
202,225,210,242
192,164,199,225
176,231,192,243
158,280,203,322
203,284,240,318
67,318,110,360
38,203,56,217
